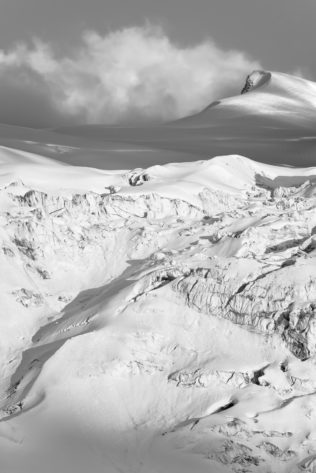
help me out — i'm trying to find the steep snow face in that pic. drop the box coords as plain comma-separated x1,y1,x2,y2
1,149,316,473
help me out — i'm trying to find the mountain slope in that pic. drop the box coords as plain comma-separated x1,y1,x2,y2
1,149,316,472
178,70,316,127
51,70,316,167
0,71,315,169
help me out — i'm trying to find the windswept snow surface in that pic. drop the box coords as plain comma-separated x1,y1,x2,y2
43,70,316,167
1,144,316,473
0,71,316,169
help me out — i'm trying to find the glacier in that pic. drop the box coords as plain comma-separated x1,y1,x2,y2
1,71,316,473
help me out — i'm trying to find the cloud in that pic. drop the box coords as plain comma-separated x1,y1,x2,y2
292,67,313,81
0,25,261,127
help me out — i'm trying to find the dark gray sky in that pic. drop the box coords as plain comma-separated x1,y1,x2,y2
2,0,315,75
0,0,315,127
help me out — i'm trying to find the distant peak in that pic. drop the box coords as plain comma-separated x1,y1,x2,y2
241,70,272,94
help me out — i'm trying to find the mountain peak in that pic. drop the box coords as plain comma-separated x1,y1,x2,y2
241,70,272,94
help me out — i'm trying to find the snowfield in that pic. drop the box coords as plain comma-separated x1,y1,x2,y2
0,71,316,171
1,71,316,473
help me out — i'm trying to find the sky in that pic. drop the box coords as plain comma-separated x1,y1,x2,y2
0,0,315,127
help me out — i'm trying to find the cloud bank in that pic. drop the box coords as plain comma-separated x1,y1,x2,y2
0,25,260,127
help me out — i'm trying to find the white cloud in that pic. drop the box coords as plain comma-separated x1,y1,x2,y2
0,25,261,126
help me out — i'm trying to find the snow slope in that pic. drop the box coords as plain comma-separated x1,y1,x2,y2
182,70,316,126
52,70,316,167
0,70,315,169
1,145,316,472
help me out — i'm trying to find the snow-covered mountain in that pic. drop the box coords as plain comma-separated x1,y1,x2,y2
0,71,315,169
186,70,316,126
1,138,316,473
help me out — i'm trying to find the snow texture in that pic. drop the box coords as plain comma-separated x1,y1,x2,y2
1,71,316,473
